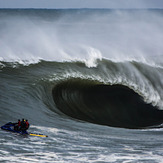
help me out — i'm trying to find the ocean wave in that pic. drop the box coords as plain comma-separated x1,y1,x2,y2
52,78,163,129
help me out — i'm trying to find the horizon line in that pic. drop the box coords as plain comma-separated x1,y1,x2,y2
0,7,163,10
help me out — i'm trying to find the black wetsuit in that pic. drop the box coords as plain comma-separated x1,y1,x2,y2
20,120,26,131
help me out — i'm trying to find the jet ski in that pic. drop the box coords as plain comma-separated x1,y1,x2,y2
1,122,48,137
1,122,28,134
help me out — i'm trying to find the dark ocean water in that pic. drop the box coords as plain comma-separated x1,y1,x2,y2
0,9,163,162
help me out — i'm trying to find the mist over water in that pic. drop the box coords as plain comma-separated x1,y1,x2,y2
0,9,163,66
0,9,163,162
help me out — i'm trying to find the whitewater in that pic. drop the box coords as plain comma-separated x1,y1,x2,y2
0,9,163,162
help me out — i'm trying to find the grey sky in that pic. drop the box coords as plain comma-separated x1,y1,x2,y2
0,0,163,9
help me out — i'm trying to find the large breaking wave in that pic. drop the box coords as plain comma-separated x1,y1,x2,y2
0,9,163,129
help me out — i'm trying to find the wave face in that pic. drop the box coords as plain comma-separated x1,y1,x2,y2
1,59,163,129
52,79,163,129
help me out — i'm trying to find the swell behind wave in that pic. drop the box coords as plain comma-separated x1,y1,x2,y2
52,79,163,129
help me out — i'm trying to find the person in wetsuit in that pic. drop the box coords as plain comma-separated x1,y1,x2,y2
25,120,29,130
20,119,27,132
18,119,21,128
14,119,21,131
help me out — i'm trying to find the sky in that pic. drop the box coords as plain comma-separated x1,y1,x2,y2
0,0,163,9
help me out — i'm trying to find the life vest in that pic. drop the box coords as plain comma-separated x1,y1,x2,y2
26,121,29,129
18,121,21,126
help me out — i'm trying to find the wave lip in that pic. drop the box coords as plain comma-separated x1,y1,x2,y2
52,79,163,129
